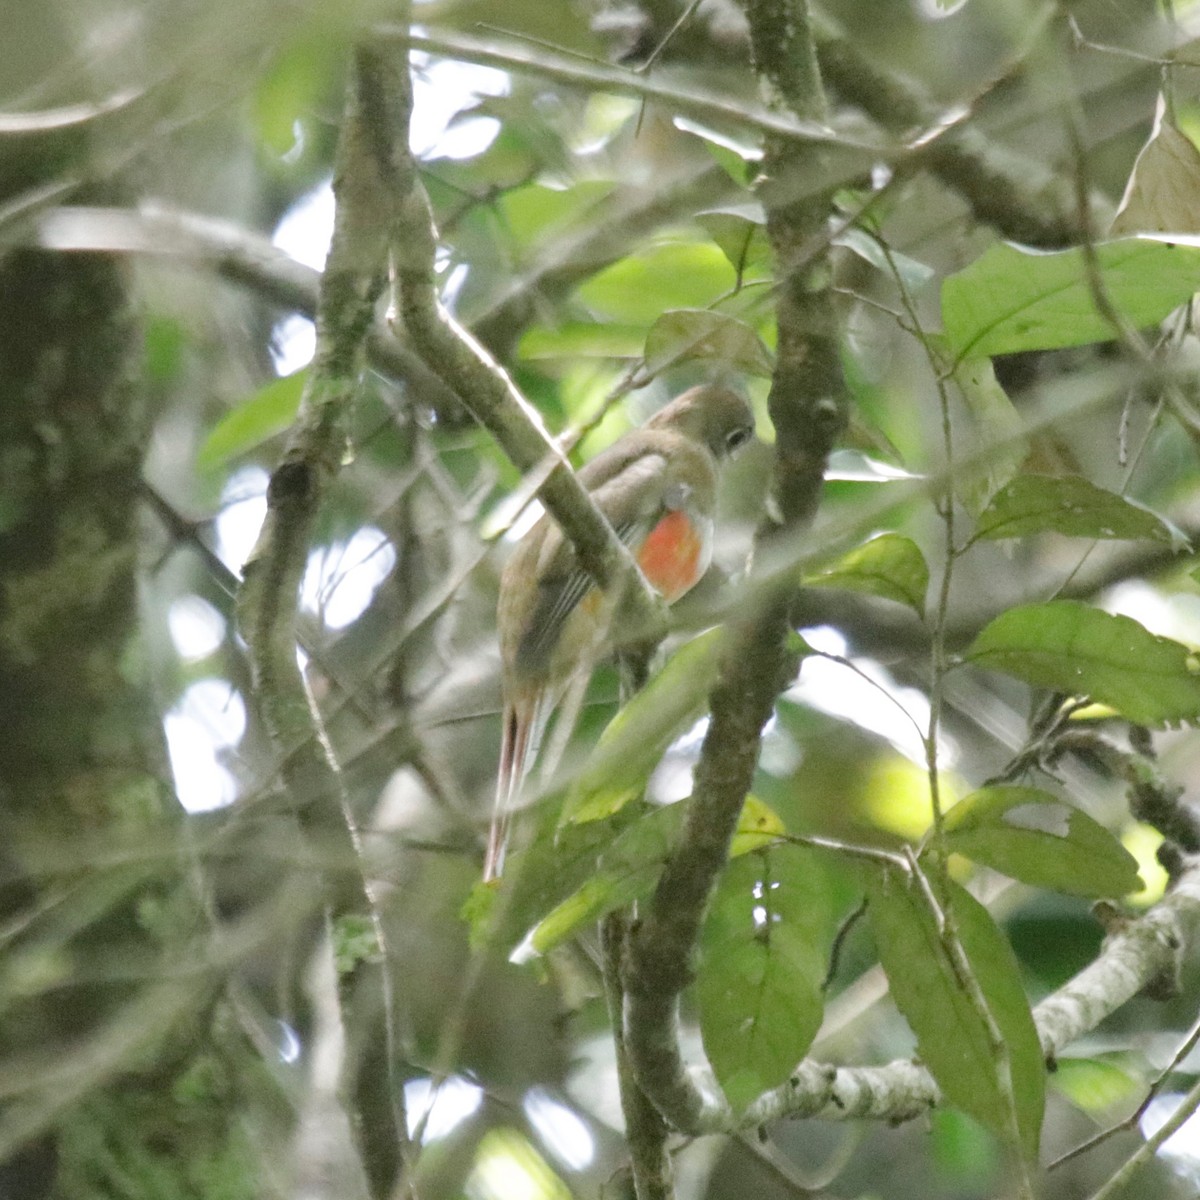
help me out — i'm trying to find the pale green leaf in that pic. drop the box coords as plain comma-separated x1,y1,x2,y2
576,242,736,326
674,116,762,183
804,533,929,618
1111,97,1200,237
198,369,307,472
497,180,614,253
696,205,773,278
1050,1058,1141,1113
949,356,1027,516
944,785,1143,897
643,309,774,379
834,227,935,291
518,322,645,361
562,629,725,824
966,601,1200,728
942,238,1200,360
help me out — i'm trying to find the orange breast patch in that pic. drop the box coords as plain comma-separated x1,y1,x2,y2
637,510,704,602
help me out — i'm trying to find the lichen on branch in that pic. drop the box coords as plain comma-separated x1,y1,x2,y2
235,43,410,1200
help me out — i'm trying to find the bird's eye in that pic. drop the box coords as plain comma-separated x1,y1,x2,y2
725,426,753,452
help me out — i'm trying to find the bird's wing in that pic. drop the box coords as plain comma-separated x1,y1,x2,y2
515,450,671,672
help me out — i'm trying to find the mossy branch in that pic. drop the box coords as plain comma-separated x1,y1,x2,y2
235,45,410,1200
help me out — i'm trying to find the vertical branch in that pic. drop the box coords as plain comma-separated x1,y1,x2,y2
236,45,410,1200
747,0,845,532
623,0,845,1134
602,912,674,1200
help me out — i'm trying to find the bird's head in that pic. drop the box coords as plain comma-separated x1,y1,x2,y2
648,385,756,460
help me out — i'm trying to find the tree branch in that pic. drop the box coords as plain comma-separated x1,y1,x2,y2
32,203,464,416
621,853,1200,1135
235,45,410,1200
385,26,668,642
810,13,1088,247
603,912,674,1200
624,0,847,1138
385,26,887,155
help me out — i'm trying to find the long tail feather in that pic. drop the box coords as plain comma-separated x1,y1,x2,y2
484,694,544,881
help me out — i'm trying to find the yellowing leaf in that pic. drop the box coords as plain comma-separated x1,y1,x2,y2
729,795,786,856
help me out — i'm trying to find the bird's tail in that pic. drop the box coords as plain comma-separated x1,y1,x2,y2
484,692,545,881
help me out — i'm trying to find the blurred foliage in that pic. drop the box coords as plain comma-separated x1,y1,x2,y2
9,0,1200,1197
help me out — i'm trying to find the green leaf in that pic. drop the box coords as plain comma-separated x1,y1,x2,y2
496,180,614,254
643,309,774,379
198,370,307,472
675,117,761,183
576,242,736,326
518,322,646,361
941,237,1200,360
966,601,1200,728
521,797,781,958
804,533,929,618
944,785,1143,898
464,797,623,954
562,629,725,824
695,204,773,278
866,868,1044,1162
1050,1058,1141,1113
950,355,1028,516
930,1110,1001,1185
144,316,186,383
521,804,684,958
974,475,1180,545
253,35,341,161
698,851,826,1112
786,630,818,658
332,914,381,976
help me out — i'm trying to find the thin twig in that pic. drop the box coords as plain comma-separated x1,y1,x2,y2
1049,1005,1200,1170
1086,1072,1200,1200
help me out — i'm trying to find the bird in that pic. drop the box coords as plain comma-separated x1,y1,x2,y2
485,384,756,880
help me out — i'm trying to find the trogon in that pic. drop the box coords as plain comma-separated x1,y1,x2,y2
485,384,756,880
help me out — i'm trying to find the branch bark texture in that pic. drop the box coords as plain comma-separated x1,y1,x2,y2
0,105,252,1195
236,45,411,1200
624,0,847,1140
